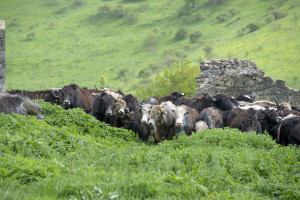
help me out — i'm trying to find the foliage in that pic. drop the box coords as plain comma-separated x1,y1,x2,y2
0,101,299,199
136,61,200,100
189,31,202,43
174,27,188,41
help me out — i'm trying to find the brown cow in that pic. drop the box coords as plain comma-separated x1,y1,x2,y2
148,104,176,143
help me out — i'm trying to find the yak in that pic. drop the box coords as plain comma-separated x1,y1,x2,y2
61,84,94,114
0,93,43,118
174,105,200,136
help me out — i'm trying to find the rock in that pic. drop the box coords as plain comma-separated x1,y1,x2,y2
264,77,274,88
274,79,286,89
200,65,209,71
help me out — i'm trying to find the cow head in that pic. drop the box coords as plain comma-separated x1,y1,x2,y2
111,97,126,115
61,84,79,109
212,94,237,110
170,91,185,99
139,103,152,124
240,109,262,133
148,105,166,126
174,105,188,127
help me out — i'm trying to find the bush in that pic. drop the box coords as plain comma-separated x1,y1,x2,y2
142,35,160,48
204,45,213,58
127,14,138,24
216,13,229,23
55,7,67,14
189,31,202,43
112,6,127,18
136,61,199,100
26,32,35,41
246,23,260,33
271,10,286,20
98,5,111,16
265,15,275,24
174,28,188,41
72,0,85,9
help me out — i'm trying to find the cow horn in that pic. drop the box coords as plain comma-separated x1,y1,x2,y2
273,95,280,107
94,85,98,90
51,89,60,99
138,103,142,107
287,95,291,104
206,89,216,101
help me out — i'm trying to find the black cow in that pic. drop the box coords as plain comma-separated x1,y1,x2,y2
8,88,62,105
270,115,300,146
0,93,43,118
130,103,152,141
61,84,94,114
236,94,253,103
175,93,236,113
226,108,262,133
158,91,185,104
93,91,126,126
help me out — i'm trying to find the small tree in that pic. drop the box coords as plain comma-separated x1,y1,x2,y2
136,61,200,100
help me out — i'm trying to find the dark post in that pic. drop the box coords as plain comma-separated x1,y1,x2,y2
0,20,5,93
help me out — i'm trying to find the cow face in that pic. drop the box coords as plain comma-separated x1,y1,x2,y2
140,104,152,124
112,98,126,115
148,105,166,126
174,106,187,127
214,94,237,110
62,85,78,109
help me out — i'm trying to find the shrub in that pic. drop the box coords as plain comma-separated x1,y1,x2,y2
174,28,188,41
246,23,260,33
127,14,138,24
55,7,67,14
136,61,199,100
271,10,286,20
112,6,127,18
26,32,35,41
138,67,152,78
72,0,85,9
216,13,229,23
142,35,160,48
204,45,213,58
189,31,202,43
265,15,275,24
98,5,111,16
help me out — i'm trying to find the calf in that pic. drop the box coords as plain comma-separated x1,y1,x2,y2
61,84,94,114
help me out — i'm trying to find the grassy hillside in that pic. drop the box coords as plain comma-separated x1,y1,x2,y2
0,0,299,94
0,101,299,199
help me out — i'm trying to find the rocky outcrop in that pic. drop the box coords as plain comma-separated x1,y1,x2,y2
195,59,300,105
0,20,5,93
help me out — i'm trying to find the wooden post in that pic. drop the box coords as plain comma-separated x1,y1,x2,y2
0,20,5,93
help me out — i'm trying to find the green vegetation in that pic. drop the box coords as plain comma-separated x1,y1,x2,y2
0,101,299,199
0,0,299,94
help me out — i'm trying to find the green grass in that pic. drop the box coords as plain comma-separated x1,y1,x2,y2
0,0,299,94
0,101,299,199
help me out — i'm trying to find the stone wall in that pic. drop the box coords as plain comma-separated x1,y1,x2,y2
195,59,300,106
0,20,5,93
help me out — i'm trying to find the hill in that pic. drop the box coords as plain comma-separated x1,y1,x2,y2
0,0,299,94
0,101,299,199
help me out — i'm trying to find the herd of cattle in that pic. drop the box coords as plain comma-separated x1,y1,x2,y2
1,83,300,146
